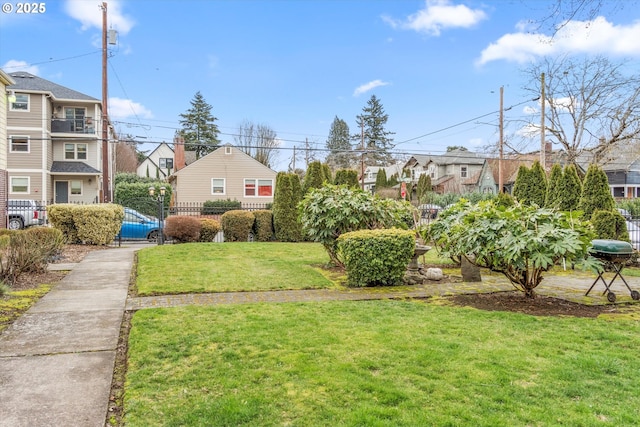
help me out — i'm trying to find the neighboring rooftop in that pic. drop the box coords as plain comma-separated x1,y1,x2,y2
8,72,99,102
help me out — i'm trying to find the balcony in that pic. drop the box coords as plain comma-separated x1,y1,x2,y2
51,118,96,134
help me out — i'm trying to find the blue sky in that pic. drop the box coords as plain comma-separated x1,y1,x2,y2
2,0,639,171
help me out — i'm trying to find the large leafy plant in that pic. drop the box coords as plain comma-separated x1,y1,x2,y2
428,200,598,298
299,184,412,265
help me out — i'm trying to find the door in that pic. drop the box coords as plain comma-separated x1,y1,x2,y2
55,181,69,203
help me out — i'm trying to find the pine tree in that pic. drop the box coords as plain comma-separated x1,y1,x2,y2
375,168,388,189
178,91,220,159
325,116,353,169
559,164,582,211
545,163,563,209
578,164,615,220
353,95,395,165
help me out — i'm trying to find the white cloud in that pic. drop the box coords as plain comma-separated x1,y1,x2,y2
477,16,640,65
353,79,390,97
383,0,487,36
109,97,153,119
1,59,39,75
523,105,538,114
64,0,135,35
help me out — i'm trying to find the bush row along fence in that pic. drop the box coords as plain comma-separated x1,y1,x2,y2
6,201,271,243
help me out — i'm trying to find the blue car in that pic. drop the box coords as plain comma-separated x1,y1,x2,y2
117,207,163,241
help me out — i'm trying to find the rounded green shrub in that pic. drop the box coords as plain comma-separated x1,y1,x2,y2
591,210,629,242
199,218,221,242
221,210,255,242
201,199,241,215
337,228,416,287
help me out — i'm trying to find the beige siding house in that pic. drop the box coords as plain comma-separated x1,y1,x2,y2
6,72,112,204
1,71,16,227
170,145,277,205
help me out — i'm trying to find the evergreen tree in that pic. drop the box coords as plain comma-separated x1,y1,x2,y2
334,169,359,187
273,173,303,242
352,95,395,165
178,91,220,159
416,174,432,203
528,161,548,207
578,164,615,220
388,173,399,187
303,161,326,194
512,165,530,204
559,164,582,211
322,163,333,184
375,168,388,189
325,116,353,169
545,163,563,209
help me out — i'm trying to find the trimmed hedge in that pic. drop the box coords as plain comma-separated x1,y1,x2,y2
252,210,274,242
199,218,221,242
48,204,123,245
221,210,255,242
337,228,416,287
201,199,241,215
165,216,201,243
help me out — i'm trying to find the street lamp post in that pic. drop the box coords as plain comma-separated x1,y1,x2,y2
149,186,166,245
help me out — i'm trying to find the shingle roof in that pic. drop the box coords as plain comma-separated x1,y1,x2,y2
50,161,101,174
7,72,98,102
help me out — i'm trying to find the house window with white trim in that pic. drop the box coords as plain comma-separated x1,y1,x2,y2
244,179,273,197
65,143,88,160
460,166,468,178
211,178,225,194
159,158,174,169
10,93,29,111
10,177,29,194
70,180,82,195
10,136,29,153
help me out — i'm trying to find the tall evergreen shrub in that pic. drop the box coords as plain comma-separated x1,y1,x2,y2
273,172,303,242
578,164,614,220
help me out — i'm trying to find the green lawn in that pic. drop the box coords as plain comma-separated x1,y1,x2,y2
125,300,640,426
135,242,335,295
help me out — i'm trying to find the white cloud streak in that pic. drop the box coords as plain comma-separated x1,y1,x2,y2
383,0,487,36
1,60,39,75
109,97,153,119
477,16,640,65
353,80,390,97
64,0,135,35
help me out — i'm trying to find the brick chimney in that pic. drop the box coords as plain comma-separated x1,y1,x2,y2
174,135,185,171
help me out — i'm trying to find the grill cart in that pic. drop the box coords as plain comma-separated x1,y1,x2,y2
586,239,640,303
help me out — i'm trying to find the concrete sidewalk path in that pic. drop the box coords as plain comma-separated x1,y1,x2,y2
0,245,139,427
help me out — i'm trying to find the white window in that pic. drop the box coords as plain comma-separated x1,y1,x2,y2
64,143,88,160
244,179,273,197
70,180,82,195
428,164,436,179
10,177,29,194
225,146,232,155
211,178,225,194
159,158,174,169
10,136,29,153
460,166,468,178
10,93,29,111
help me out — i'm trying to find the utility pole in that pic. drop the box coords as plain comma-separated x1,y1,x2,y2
498,86,504,194
101,2,110,202
540,72,546,170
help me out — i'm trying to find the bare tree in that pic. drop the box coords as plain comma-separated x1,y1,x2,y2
521,55,640,167
114,135,140,173
527,0,629,35
234,120,279,168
